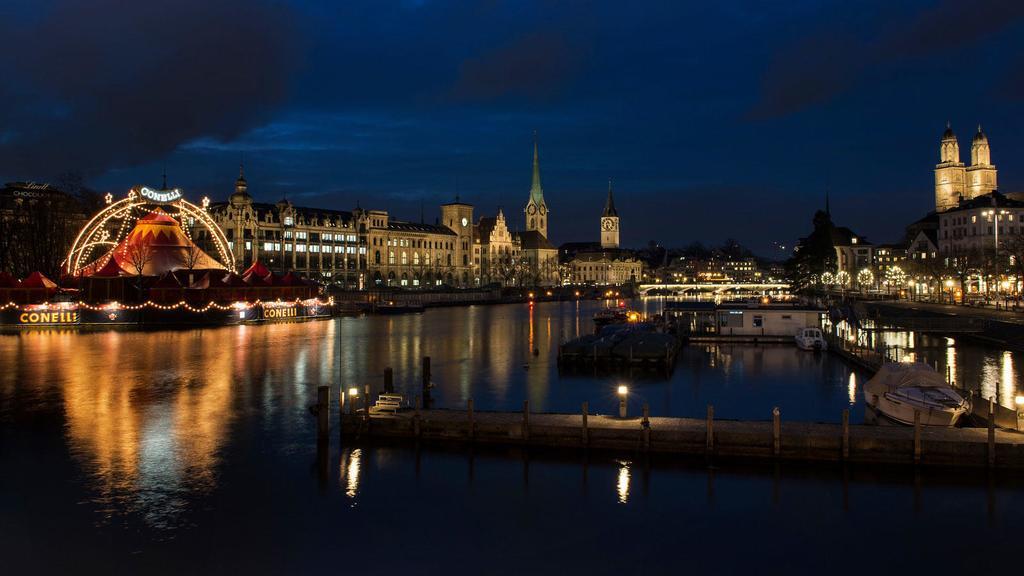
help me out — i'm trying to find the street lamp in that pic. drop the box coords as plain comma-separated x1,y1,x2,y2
617,385,628,418
981,208,1009,296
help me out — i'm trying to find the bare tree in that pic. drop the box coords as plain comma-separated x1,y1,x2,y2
181,240,205,286
945,244,982,304
124,243,154,301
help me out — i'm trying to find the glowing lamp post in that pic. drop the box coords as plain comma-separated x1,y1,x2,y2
1016,396,1024,432
348,387,359,415
617,385,628,418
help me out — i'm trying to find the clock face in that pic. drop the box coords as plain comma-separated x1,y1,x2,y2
527,204,536,215
539,205,546,215
602,218,615,231
461,217,468,227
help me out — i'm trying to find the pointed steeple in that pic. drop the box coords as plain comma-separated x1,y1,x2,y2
603,178,618,217
825,189,831,217
530,130,543,203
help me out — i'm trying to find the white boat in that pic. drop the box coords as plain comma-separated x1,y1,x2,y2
795,327,828,351
863,362,970,426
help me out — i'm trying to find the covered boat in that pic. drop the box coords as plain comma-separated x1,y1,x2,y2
863,362,969,426
795,327,827,351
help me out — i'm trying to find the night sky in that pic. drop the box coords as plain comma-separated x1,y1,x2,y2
3,0,1024,256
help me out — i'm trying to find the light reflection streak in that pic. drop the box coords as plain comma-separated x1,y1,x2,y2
617,460,631,504
342,448,362,499
847,372,857,405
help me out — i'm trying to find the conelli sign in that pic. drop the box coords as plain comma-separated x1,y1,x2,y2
139,187,182,203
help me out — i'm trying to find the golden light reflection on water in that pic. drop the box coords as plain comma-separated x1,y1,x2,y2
836,320,1022,408
617,460,631,504
847,373,857,405
341,448,362,499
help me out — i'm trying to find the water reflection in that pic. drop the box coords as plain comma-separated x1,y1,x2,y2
2,301,1019,532
835,320,1022,408
341,448,362,500
616,460,631,504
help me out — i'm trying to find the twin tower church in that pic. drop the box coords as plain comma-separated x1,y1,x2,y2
934,123,998,212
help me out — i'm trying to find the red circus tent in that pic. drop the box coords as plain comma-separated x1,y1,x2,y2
15,271,58,304
87,208,226,277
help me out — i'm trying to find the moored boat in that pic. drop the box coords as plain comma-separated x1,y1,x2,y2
795,327,827,351
863,362,970,426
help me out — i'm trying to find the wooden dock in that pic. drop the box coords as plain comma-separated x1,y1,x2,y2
337,404,1024,469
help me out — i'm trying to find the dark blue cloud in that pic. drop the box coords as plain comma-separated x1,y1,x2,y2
4,0,1024,254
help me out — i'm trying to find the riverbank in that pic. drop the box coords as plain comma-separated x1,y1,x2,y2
861,300,1024,351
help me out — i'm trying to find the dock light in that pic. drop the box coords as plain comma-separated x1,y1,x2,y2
617,385,628,418
1017,396,1024,432
528,292,534,299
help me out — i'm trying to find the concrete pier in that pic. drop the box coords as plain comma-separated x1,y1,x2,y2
341,407,1024,469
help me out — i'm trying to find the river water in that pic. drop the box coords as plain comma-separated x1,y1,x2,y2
1,300,1022,574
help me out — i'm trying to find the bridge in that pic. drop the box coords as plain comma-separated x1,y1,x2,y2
637,282,790,296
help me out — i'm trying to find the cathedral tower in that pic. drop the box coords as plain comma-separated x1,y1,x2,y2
600,179,619,249
934,122,965,212
524,132,549,239
966,125,997,199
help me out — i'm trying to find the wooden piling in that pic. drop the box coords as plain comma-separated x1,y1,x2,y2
642,403,650,451
913,410,921,464
413,393,422,438
317,385,330,439
364,384,371,421
523,400,530,440
772,407,780,457
422,356,431,401
467,398,475,440
384,367,394,393
581,401,589,446
706,405,714,454
988,397,996,468
841,409,850,460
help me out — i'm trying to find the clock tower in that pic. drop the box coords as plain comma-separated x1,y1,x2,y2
600,179,619,249
524,132,549,239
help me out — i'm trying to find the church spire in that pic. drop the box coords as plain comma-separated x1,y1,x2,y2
603,178,618,217
825,189,830,217
530,130,543,203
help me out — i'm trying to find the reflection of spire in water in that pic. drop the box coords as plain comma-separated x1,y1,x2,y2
847,372,857,405
616,461,630,504
342,448,362,499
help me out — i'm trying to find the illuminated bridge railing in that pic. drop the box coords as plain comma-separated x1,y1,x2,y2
638,283,790,295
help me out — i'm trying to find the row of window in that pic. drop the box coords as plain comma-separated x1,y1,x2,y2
256,242,366,254
373,237,452,250
944,226,1022,239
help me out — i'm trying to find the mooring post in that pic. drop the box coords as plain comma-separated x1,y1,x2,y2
422,356,431,404
317,385,330,440
581,401,589,446
642,403,651,451
522,399,530,441
842,408,850,460
467,398,475,440
364,384,372,421
988,397,996,468
772,407,781,457
413,393,422,438
706,405,714,454
913,409,921,464
384,367,394,394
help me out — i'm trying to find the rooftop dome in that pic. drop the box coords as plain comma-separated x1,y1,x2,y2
973,124,988,143
941,121,956,140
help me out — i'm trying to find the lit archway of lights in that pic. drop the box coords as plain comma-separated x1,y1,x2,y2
65,189,235,276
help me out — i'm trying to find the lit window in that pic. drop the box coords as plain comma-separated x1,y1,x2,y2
284,216,294,226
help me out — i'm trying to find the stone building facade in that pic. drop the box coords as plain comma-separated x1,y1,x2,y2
207,167,470,288
935,124,998,212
